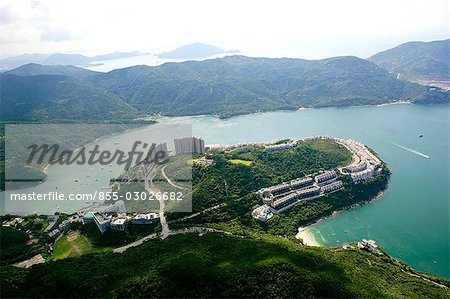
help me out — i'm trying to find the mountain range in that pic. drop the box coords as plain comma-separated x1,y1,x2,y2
1,41,448,121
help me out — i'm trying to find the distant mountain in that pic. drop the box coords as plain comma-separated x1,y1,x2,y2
368,39,450,81
157,43,227,59
0,51,147,70
1,55,447,121
42,53,91,66
0,54,50,70
4,63,100,77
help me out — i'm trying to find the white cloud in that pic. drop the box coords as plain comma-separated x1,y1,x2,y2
0,0,448,58
40,28,73,42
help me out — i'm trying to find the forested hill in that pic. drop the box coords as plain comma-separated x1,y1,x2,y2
0,74,139,121
3,63,100,77
2,55,448,121
368,39,450,81
2,233,449,298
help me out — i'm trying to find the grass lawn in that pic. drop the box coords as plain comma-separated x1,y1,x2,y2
53,231,111,260
229,159,253,166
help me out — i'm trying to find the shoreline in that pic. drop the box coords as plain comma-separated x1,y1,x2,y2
295,190,386,247
296,227,320,246
149,100,419,122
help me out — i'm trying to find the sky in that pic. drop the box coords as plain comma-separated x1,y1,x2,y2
0,0,449,59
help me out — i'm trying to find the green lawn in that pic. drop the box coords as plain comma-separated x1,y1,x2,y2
53,231,111,260
229,159,253,166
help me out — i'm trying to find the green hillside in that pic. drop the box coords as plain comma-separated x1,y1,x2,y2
368,39,450,81
0,74,139,121
92,55,448,117
2,233,448,298
2,55,448,121
4,63,100,77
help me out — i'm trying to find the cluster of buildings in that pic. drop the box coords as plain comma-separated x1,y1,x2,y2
304,136,383,183
358,239,382,255
254,169,346,218
82,209,160,234
48,219,70,238
209,138,297,153
78,200,160,234
252,136,384,221
265,140,298,152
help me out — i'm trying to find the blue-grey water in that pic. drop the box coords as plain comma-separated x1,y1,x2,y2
1,104,448,277
158,104,449,278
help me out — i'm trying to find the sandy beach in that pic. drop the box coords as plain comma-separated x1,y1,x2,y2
296,227,320,246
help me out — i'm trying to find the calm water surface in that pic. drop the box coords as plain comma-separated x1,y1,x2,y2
2,104,448,277
160,104,449,278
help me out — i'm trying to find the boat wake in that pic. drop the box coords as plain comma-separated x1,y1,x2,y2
391,143,430,159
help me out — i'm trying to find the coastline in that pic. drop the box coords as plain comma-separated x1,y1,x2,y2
296,227,320,246
148,100,416,122
295,190,386,247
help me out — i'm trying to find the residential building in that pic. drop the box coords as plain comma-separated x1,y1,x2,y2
265,140,297,152
315,170,337,183
131,213,160,224
321,180,343,193
82,211,95,224
174,137,205,155
48,229,60,238
111,218,127,231
351,167,376,183
251,205,274,221
58,220,70,231
290,177,313,190
93,213,111,234
358,239,382,255
271,186,320,210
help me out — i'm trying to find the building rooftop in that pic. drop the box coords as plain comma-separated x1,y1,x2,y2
112,218,126,225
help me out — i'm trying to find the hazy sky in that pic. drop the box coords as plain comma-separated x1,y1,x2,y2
0,0,448,59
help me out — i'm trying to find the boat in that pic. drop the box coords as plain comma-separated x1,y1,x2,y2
419,134,424,138
74,179,79,182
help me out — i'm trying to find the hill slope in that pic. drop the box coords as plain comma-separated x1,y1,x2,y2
4,63,100,77
1,55,448,121
368,39,450,81
2,233,448,298
0,74,138,121
92,55,448,117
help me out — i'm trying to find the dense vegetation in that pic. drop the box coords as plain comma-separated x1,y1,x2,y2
2,55,448,121
0,74,140,121
2,233,448,298
167,140,389,238
0,226,39,264
369,39,450,81
184,139,352,214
